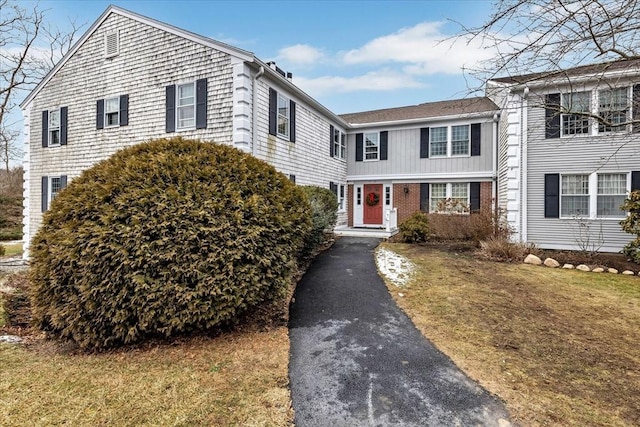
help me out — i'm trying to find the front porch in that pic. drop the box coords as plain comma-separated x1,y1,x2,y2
335,207,398,238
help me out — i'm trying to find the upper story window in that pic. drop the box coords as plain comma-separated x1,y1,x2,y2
429,127,447,157
561,92,591,136
277,93,290,138
177,83,196,130
104,31,119,58
365,132,379,160
451,125,470,156
598,88,628,133
105,97,120,127
49,109,61,146
333,128,346,159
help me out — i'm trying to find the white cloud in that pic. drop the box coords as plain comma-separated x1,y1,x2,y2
278,44,325,65
342,21,495,75
293,69,424,97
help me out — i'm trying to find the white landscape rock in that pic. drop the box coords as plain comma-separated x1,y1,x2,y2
543,258,560,268
576,264,591,272
622,270,635,275
524,254,542,265
592,267,605,273
375,247,415,287
562,264,575,269
607,268,619,274
0,335,23,344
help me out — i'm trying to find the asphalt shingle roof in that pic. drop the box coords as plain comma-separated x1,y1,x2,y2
339,97,499,125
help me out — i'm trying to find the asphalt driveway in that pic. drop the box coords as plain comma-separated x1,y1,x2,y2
288,237,513,427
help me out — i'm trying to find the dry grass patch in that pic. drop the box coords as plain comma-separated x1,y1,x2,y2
380,243,640,427
0,243,22,257
0,329,292,426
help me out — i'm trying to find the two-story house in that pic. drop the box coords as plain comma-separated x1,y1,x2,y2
488,59,640,252
20,5,349,258
339,98,500,231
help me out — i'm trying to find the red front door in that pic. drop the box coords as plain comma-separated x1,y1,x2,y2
363,184,383,225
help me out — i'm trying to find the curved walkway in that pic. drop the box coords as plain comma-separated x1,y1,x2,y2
289,237,513,427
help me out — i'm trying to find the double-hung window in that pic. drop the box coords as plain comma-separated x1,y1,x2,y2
429,127,447,157
49,110,60,146
430,183,447,212
450,183,469,211
177,83,195,130
598,88,628,133
451,125,469,156
277,93,290,138
597,173,627,218
561,174,590,217
365,132,379,160
430,183,470,213
561,92,591,136
105,97,120,127
333,129,346,159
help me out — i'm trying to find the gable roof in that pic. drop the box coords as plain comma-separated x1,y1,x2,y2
340,97,499,125
489,58,640,86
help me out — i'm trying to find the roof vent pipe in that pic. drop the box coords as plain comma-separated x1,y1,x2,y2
286,72,293,81
523,86,530,99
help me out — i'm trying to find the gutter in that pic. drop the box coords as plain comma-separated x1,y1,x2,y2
346,110,501,130
521,87,529,242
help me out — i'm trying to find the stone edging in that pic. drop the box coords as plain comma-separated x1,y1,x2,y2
523,254,637,276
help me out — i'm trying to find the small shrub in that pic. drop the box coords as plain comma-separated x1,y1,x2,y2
301,186,338,255
399,212,430,243
0,245,5,256
428,206,509,243
30,137,312,350
1,273,31,327
621,190,640,263
479,236,535,262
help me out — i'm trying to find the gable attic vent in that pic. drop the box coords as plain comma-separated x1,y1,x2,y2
104,31,119,58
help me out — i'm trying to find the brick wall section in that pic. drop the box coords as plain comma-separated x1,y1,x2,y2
393,183,421,224
480,181,493,211
347,184,354,227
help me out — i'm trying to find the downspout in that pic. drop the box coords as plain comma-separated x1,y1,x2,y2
252,66,265,156
492,112,499,230
521,86,529,242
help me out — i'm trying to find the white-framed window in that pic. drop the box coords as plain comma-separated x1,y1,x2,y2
561,91,591,136
429,127,447,157
561,174,590,217
365,132,379,161
451,125,470,156
49,109,61,146
104,31,119,58
430,183,469,213
597,173,627,218
277,93,290,138
177,82,195,130
48,176,62,209
332,183,346,212
105,97,120,127
598,87,628,133
333,129,346,160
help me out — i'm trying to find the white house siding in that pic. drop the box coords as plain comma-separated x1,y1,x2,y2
24,12,238,256
525,100,640,252
347,121,495,180
252,76,348,225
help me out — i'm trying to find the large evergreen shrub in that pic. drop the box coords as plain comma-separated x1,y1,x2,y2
301,185,338,255
621,190,640,263
30,138,311,350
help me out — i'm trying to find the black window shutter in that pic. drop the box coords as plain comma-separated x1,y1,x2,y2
268,88,277,136
59,106,68,146
289,100,296,142
42,111,48,147
632,171,640,191
470,182,481,212
544,173,560,218
96,100,104,129
380,131,388,160
289,174,296,184
355,133,363,162
329,181,337,194
196,78,207,129
41,176,48,212
329,124,334,157
545,93,561,139
471,123,481,156
633,85,640,133
119,94,129,126
166,85,176,132
60,175,68,189
420,128,429,158
420,183,430,212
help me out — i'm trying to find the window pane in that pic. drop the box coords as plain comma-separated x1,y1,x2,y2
599,88,628,132
562,92,591,135
597,173,627,217
105,98,119,113
561,175,589,217
277,94,289,137
597,195,626,217
365,133,378,160
107,112,119,126
430,127,447,156
598,173,626,194
50,130,60,146
178,105,194,128
563,91,591,113
451,125,469,155
430,183,446,212
50,177,61,200
178,84,194,106
561,196,590,216
278,116,289,137
49,110,60,128
562,175,589,195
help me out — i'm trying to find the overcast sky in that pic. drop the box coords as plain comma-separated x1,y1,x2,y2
32,0,497,114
